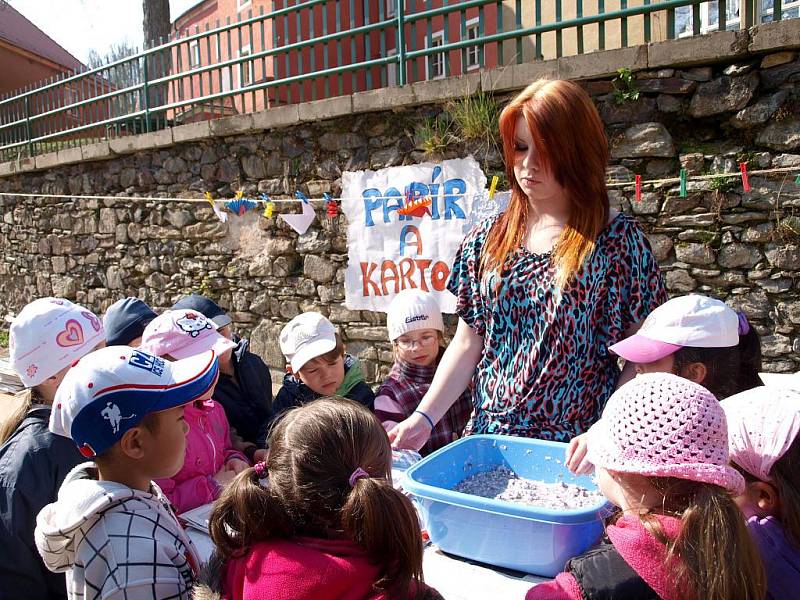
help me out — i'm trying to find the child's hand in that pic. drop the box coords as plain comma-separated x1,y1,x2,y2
388,414,430,451
226,459,250,474
565,433,594,475
253,448,268,463
214,468,237,486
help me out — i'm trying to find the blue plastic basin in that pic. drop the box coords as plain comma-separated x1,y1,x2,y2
403,434,610,577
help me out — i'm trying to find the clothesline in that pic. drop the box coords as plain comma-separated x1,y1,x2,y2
0,165,796,204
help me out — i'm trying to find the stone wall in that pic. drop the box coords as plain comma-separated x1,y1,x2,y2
1,24,800,382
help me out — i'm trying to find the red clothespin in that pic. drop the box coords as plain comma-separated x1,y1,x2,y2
740,162,751,193
323,193,338,218
635,174,642,202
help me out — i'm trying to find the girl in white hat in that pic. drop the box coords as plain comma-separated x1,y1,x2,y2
375,289,472,455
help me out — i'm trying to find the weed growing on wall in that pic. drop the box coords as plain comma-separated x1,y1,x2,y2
612,68,640,105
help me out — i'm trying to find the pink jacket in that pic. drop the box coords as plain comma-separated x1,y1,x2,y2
155,400,247,514
221,536,442,600
527,514,687,600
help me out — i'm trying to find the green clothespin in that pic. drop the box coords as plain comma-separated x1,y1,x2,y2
795,174,800,185
679,169,687,198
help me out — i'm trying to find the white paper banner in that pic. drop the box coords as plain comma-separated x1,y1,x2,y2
342,157,496,313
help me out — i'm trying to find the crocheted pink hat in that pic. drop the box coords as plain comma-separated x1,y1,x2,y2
588,373,744,495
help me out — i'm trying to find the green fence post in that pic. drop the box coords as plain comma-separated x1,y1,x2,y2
24,96,33,158
397,0,406,86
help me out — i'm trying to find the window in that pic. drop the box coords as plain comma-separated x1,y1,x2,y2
426,31,446,80
386,0,396,18
237,0,252,11
66,86,80,120
675,2,740,36
189,40,200,68
464,18,480,71
238,45,253,88
761,0,800,22
387,48,397,86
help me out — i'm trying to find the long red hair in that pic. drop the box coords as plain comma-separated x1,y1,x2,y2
482,79,610,289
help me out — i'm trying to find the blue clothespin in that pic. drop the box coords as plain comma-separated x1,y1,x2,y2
295,190,310,204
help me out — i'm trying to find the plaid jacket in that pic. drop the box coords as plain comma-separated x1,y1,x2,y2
375,356,473,455
35,463,199,600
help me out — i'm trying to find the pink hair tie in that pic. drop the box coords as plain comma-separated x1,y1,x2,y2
253,461,267,478
349,467,369,487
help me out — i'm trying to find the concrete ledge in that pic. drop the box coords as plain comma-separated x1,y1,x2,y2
648,30,748,69
109,129,173,154
750,19,800,53
559,46,648,80
252,104,300,130
411,73,480,105
57,146,83,165
298,96,352,122
172,120,212,144
352,86,416,113
16,158,34,173
482,60,558,93
209,113,255,137
81,141,113,161
34,151,60,170
0,161,15,177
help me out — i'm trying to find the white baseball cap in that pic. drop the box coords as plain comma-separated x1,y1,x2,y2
609,295,740,364
279,312,338,372
386,289,445,341
51,346,219,457
10,298,106,388
139,309,236,360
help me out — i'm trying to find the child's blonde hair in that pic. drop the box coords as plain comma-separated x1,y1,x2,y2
210,397,425,598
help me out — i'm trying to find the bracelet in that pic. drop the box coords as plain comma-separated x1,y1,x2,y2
414,410,435,430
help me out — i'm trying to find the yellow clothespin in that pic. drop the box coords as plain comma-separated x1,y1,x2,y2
264,201,274,218
204,191,215,208
488,175,499,199
234,190,244,201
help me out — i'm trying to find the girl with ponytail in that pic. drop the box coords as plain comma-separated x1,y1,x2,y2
529,373,766,600
201,397,442,600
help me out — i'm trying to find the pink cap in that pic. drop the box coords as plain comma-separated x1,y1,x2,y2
609,294,739,363
721,387,800,482
588,372,744,495
139,309,236,360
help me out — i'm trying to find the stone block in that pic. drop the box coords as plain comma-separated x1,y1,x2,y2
303,255,336,283
649,31,747,68
57,146,83,165
612,123,675,158
298,95,352,122
109,129,173,154
757,119,800,151
81,141,113,161
689,72,759,118
251,104,300,130
761,51,797,70
765,244,800,269
675,242,716,265
172,120,211,144
34,151,60,170
209,114,255,137
559,46,647,80
750,19,800,53
0,161,14,177
352,86,416,113
411,73,480,105
665,270,696,292
482,60,558,93
717,243,763,269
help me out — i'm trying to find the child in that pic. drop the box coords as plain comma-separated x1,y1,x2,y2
721,387,800,600
567,294,762,474
34,345,217,599
139,309,250,513
171,293,272,458
375,289,472,455
199,397,442,600
528,373,766,600
0,298,105,598
103,296,157,346
273,312,375,419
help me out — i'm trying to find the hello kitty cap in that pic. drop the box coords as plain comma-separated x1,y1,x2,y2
139,309,236,360
51,346,219,457
10,297,106,387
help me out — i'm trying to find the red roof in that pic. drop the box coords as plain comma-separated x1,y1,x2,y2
0,2,84,71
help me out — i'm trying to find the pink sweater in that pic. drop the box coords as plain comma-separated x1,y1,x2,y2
155,399,247,513
527,514,686,600
222,536,440,600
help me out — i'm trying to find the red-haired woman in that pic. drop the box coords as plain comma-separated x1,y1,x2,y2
390,79,667,450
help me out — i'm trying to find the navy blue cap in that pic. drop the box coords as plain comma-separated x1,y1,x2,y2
171,294,232,329
103,297,158,346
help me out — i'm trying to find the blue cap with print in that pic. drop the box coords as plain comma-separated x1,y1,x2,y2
51,345,219,457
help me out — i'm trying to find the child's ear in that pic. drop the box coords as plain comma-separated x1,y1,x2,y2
753,481,780,515
679,361,708,386
118,427,147,460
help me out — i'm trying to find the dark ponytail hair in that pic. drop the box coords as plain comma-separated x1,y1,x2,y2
209,397,425,597
673,311,763,399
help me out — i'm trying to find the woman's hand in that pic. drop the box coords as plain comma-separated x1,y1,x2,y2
565,433,594,475
388,412,432,451
226,458,250,474
213,467,236,486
